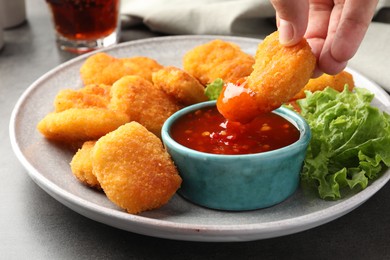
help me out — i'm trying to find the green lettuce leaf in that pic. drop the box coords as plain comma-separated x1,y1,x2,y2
297,86,390,199
205,78,224,100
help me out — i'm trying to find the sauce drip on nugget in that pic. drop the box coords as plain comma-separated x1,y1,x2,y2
217,31,316,123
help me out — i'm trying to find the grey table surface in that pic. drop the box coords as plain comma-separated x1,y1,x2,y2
1,1,390,259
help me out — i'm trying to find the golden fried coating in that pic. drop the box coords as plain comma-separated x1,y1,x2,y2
121,56,164,82
54,84,111,112
152,66,208,106
108,75,181,137
291,71,355,100
183,39,255,85
80,53,163,85
92,122,182,214
37,108,130,142
80,53,132,85
70,141,100,190
247,31,316,111
217,31,316,122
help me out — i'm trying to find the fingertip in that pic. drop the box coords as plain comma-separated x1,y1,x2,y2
278,20,300,46
318,59,347,75
278,20,293,45
311,68,323,78
306,38,324,60
271,0,309,46
316,40,348,75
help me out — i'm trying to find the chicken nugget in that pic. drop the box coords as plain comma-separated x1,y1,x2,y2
121,56,164,82
80,53,164,85
152,66,207,106
37,108,130,143
70,141,100,189
54,84,111,112
80,53,133,85
291,71,355,100
217,31,316,122
108,75,181,137
93,122,182,214
183,39,255,85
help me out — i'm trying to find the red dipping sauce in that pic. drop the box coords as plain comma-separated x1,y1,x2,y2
170,106,300,155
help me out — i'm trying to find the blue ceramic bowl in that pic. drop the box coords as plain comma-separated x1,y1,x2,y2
161,101,311,211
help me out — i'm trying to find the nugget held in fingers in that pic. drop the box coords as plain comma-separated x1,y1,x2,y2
152,66,208,106
70,141,100,190
108,75,181,137
217,31,316,123
247,31,316,110
37,108,130,143
183,39,255,85
93,122,182,214
291,71,355,100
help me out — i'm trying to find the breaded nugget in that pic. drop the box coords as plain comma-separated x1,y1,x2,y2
54,84,111,112
70,141,100,189
217,31,316,122
183,39,255,85
121,56,164,82
80,53,132,85
93,122,182,214
291,71,355,100
152,66,208,106
108,75,181,137
37,108,130,142
80,53,163,85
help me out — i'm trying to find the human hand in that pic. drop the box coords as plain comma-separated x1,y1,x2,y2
270,0,379,76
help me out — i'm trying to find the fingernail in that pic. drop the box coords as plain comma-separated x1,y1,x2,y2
279,19,294,45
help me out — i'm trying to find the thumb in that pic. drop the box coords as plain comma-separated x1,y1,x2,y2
271,0,309,46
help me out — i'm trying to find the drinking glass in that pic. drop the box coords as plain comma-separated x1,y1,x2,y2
45,0,121,53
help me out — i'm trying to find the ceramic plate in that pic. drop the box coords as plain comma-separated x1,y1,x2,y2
10,35,390,242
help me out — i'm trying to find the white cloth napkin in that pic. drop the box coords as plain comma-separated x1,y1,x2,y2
121,0,275,37
121,0,390,91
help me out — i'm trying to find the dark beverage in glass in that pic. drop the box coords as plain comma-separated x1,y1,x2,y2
46,0,120,53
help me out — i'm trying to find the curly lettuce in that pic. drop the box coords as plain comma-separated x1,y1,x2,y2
204,78,224,100
297,87,390,200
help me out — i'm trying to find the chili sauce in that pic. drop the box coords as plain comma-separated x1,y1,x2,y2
170,106,300,155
